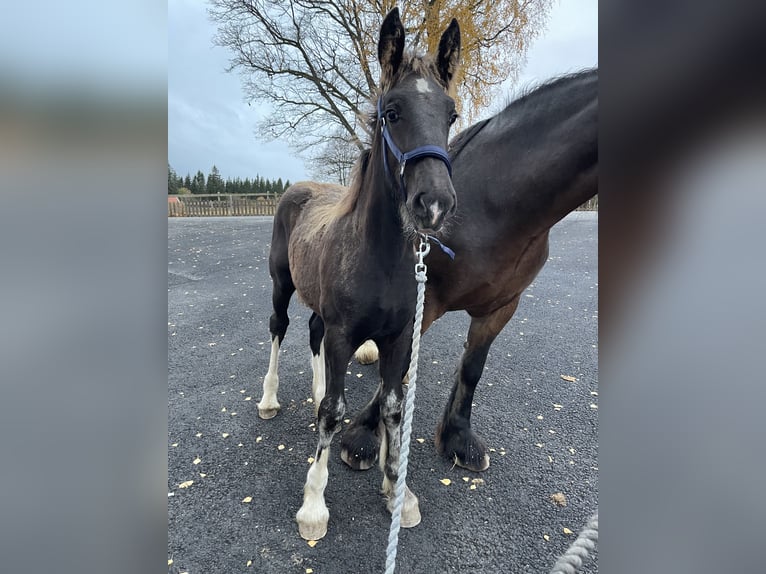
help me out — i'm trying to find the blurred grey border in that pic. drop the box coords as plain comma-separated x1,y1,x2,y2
0,3,166,574
1,2,765,574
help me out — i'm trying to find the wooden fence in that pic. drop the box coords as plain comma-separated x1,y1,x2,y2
169,192,598,217
168,194,278,217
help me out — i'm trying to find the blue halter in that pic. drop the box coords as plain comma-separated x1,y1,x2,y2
377,97,456,260
377,97,453,198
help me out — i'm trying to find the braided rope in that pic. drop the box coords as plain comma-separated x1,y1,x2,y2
549,511,599,574
384,238,429,574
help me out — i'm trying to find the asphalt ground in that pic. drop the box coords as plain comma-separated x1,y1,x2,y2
168,212,598,574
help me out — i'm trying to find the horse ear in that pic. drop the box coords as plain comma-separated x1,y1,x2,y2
436,18,461,88
378,8,405,87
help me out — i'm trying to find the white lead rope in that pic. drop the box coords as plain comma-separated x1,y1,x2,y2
384,236,430,574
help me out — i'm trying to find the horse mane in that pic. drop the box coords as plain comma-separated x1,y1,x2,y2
449,68,597,159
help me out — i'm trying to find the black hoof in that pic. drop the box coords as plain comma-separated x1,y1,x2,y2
435,421,491,472
340,424,380,470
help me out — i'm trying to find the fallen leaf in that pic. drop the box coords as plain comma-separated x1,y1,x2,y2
168,559,173,565
551,492,567,507
560,375,577,382
343,419,350,424
171,443,179,447
247,559,252,566
256,436,262,443
221,407,227,412
469,484,477,490
195,433,202,438
548,429,556,434
199,473,207,478
193,457,201,465
306,397,313,403
242,496,252,503
307,457,315,464
416,438,425,444
543,534,550,541
548,455,553,463
306,569,314,573
553,403,563,409
462,477,470,482
471,478,485,485
535,443,544,448
439,478,452,486
277,444,285,451
238,443,244,447
563,527,573,535
178,480,194,489
590,403,598,409
307,540,318,548
244,397,251,401
569,447,576,454
222,433,230,438
536,415,544,420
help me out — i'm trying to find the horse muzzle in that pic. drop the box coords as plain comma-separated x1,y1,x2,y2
410,188,456,232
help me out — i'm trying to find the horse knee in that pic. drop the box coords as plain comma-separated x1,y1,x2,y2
269,313,289,342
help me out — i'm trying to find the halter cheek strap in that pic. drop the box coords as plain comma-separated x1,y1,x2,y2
377,98,453,193
377,98,456,260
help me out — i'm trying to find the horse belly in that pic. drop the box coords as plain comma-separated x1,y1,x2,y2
288,237,323,312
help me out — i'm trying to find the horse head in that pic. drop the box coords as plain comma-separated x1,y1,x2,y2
376,8,461,234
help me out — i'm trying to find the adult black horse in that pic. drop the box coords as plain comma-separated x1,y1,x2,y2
342,69,598,472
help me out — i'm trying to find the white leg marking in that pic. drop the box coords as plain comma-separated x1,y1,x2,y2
258,339,281,419
296,447,331,540
354,339,379,364
311,340,326,415
380,393,421,528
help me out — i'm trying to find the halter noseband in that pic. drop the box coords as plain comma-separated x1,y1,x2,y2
377,97,453,199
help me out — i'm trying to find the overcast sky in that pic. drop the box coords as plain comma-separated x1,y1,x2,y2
168,0,597,184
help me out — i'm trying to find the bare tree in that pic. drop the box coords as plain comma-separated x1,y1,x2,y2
209,0,551,183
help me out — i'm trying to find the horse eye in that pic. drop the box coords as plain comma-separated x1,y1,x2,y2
385,109,399,123
449,112,459,125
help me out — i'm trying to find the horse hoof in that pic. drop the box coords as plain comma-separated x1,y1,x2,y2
435,424,491,472
340,445,377,470
354,340,379,364
386,486,421,528
454,452,490,472
296,505,329,541
340,425,380,470
257,400,281,419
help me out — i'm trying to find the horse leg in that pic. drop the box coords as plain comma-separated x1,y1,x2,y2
354,339,379,364
309,312,325,416
340,385,382,471
257,264,294,419
435,297,521,471
377,332,420,528
295,329,351,540
341,307,441,470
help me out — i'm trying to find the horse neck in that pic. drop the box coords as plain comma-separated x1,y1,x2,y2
351,148,411,267
486,87,597,234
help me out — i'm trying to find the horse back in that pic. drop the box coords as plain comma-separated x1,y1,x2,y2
271,182,348,311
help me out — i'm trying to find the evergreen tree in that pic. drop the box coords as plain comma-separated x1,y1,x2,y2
168,164,179,195
184,174,192,189
191,170,206,194
276,177,284,194
207,165,224,195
